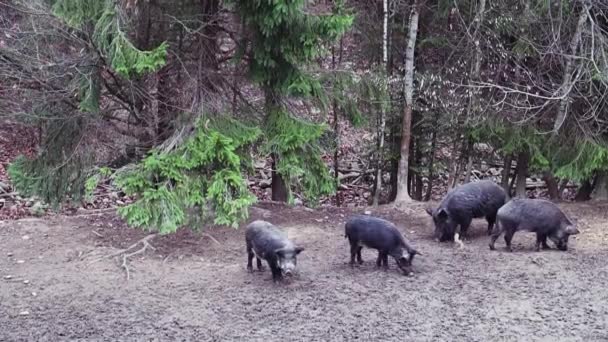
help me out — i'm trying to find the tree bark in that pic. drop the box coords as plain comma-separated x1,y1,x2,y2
553,7,588,133
394,0,420,203
592,171,608,201
463,138,474,184
424,116,438,201
543,171,560,200
575,179,594,202
373,0,390,206
265,89,289,202
332,36,344,206
270,153,289,202
414,137,423,200
446,133,461,190
501,153,513,198
515,151,529,198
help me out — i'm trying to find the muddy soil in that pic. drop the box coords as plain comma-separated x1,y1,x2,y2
1,202,607,341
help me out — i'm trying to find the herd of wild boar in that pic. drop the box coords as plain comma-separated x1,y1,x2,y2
245,180,580,283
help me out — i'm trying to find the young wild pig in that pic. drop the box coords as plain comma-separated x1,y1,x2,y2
489,198,579,252
345,215,420,276
426,180,506,243
245,220,304,282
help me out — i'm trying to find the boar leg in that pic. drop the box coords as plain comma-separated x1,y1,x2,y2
459,217,473,240
540,235,551,249
247,244,254,272
268,258,282,282
486,214,497,235
504,229,515,252
350,242,359,266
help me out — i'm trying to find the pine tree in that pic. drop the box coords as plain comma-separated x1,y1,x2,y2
230,0,353,203
7,0,168,206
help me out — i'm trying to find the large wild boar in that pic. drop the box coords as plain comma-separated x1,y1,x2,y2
489,198,579,252
426,180,507,242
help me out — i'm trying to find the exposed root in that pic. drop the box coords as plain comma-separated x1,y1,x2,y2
69,208,117,217
121,236,155,280
89,234,157,280
201,233,221,246
91,230,104,238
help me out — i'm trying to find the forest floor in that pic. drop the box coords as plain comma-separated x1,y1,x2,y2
1,201,607,341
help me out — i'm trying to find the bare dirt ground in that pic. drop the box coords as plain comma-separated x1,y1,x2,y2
1,202,607,341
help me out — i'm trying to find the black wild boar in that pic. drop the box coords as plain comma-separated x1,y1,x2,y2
489,198,579,252
426,180,507,242
344,215,420,276
245,220,304,282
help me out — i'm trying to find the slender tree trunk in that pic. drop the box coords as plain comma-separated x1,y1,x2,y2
543,171,560,200
424,117,438,201
373,0,390,206
592,171,608,200
500,154,513,197
553,7,588,133
332,36,344,206
414,137,423,200
515,151,529,198
463,138,474,183
575,179,594,201
461,0,485,184
446,133,461,190
394,0,420,203
265,91,289,202
271,153,289,202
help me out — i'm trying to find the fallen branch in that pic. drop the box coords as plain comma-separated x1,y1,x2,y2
0,192,18,198
69,207,118,217
201,233,221,246
89,234,157,280
121,236,155,280
91,230,104,238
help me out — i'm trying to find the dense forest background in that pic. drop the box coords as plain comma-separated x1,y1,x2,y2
1,0,608,231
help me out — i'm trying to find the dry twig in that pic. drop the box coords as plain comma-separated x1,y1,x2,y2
89,234,157,280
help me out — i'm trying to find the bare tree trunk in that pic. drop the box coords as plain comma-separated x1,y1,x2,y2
270,153,289,202
424,116,438,201
462,0,485,185
575,179,594,201
515,151,529,198
543,171,560,200
553,7,588,133
501,153,513,197
463,138,474,183
592,171,608,200
332,36,344,206
373,0,389,206
394,0,420,204
265,91,289,202
446,132,461,190
414,137,423,200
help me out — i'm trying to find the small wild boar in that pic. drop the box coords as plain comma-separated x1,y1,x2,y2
345,215,420,276
245,220,304,282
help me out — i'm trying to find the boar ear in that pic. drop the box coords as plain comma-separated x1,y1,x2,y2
274,248,285,258
437,208,449,220
565,225,580,235
294,246,304,255
425,208,434,216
